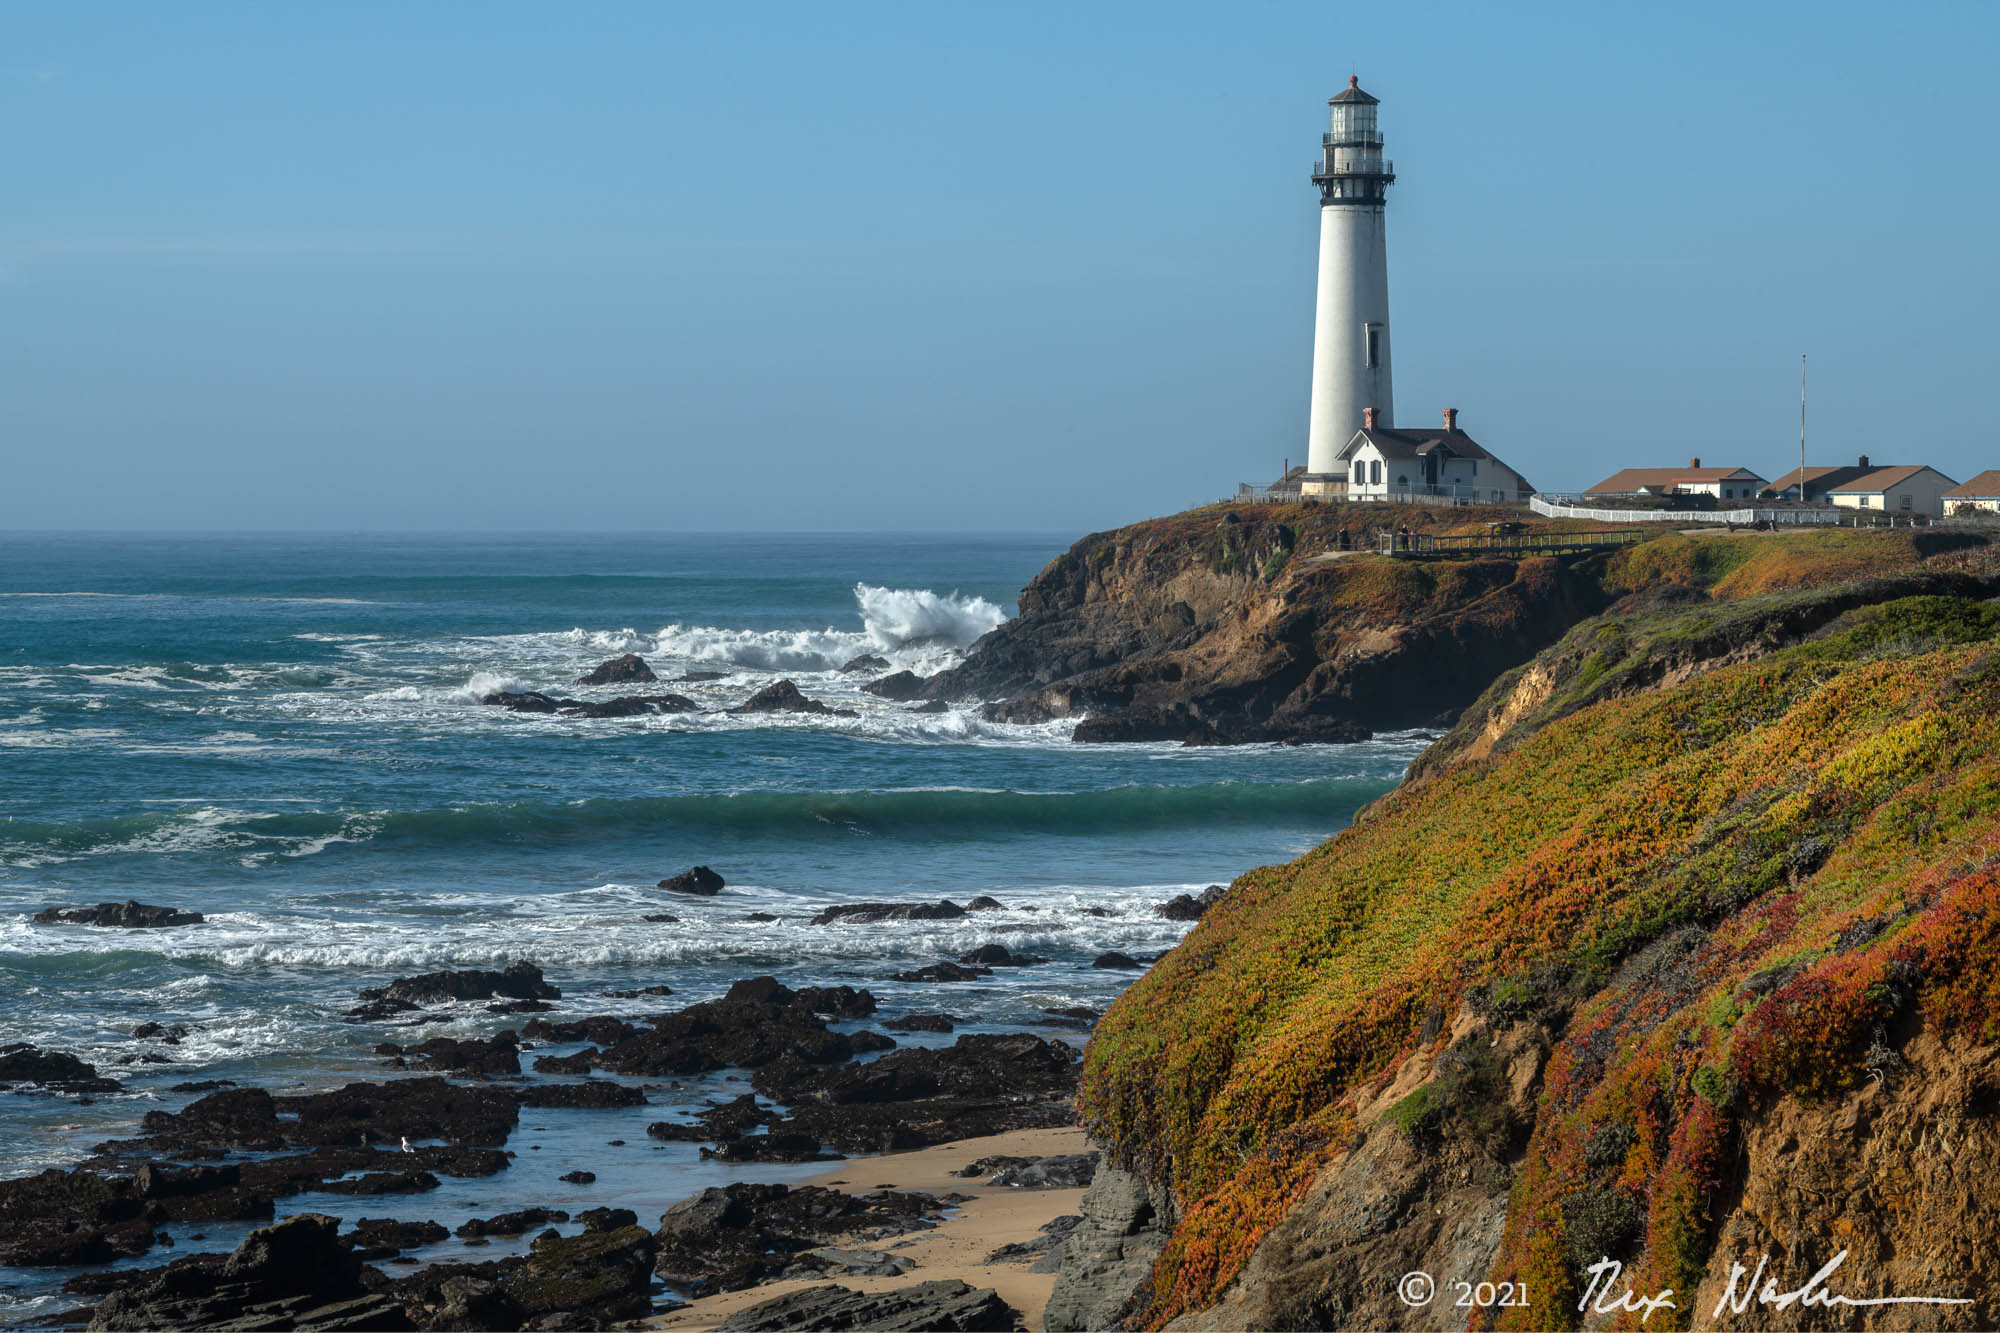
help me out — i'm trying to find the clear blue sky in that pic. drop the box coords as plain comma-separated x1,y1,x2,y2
4,1,1996,531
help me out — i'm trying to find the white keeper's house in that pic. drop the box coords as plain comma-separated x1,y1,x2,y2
1943,471,2000,515
1333,408,1536,504
1583,459,1768,501
1823,465,1958,517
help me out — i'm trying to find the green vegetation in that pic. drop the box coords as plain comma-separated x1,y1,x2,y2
1078,537,2000,1330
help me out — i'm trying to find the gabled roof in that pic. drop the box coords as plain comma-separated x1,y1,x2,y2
1945,470,2000,499
1339,427,1495,463
1583,465,1766,495
1330,76,1379,105
1826,465,1953,494
1764,464,1877,494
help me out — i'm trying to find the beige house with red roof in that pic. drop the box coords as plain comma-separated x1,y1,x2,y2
1825,465,1957,517
1582,458,1767,502
1943,471,2000,514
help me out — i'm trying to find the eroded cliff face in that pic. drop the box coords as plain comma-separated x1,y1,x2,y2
928,505,1976,746
1058,531,2000,1331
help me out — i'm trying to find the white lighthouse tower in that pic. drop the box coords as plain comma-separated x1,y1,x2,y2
1302,76,1395,495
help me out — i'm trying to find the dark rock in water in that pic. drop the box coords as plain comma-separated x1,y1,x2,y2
32,900,203,929
517,1080,647,1109
716,1279,1019,1332
168,1079,236,1094
604,983,675,998
726,975,795,1005
694,1093,781,1141
848,1030,897,1053
343,1216,448,1260
965,896,1005,911
345,959,559,1021
643,912,681,923
861,670,928,702
131,1022,190,1044
891,962,990,983
958,944,1046,968
658,865,725,895
0,1043,122,1093
578,1206,638,1233
482,688,696,718
811,900,965,926
85,1212,396,1332
653,1183,948,1297
840,653,892,673
282,1078,519,1148
1156,883,1227,921
524,1014,642,1045
1079,906,1114,918
0,1168,155,1266
576,652,657,685
486,997,552,1014
743,911,780,922
910,698,951,713
753,1034,1081,1155
502,1224,659,1326
316,1168,440,1195
701,1132,840,1163
732,679,857,716
795,985,877,1018
559,1169,596,1183
457,1207,570,1238
679,670,729,682
885,1013,959,1032
645,1119,710,1143
1091,951,1143,970
378,1031,521,1076
985,1213,1082,1266
582,979,856,1078
1041,1006,1101,1027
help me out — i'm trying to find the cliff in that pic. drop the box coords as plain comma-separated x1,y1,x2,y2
930,503,1967,745
1051,521,2000,1330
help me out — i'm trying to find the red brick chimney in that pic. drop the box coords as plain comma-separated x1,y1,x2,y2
1362,407,1378,430
1442,408,1459,431
1858,454,1871,469
1689,457,1702,468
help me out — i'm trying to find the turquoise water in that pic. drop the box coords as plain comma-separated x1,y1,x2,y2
0,532,1422,1316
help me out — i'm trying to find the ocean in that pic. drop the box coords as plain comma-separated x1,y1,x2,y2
0,531,1423,1318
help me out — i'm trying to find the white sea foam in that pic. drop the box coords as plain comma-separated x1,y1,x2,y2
854,584,1005,651
442,670,534,704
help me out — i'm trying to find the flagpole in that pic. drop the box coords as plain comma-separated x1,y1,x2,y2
1799,355,1806,498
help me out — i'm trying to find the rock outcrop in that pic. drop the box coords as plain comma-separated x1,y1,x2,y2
576,652,656,685
33,900,203,928
732,679,858,717
716,1279,1018,1332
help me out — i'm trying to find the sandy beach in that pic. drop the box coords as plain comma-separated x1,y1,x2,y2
650,1125,1092,1331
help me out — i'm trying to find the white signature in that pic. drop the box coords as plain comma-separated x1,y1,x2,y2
1577,1251,1974,1324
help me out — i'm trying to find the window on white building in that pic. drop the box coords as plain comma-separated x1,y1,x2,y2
1364,325,1381,369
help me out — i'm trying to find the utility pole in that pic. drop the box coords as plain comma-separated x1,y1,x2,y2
1799,355,1807,499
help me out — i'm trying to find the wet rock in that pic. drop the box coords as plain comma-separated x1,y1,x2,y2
379,1031,522,1076
559,1169,596,1184
482,689,696,718
0,1043,123,1094
701,1133,841,1163
315,1169,440,1195
910,698,952,713
849,1030,897,1053
584,979,856,1077
732,680,857,717
603,984,675,998
840,653,892,673
502,1224,658,1327
457,1207,570,1238
965,896,1006,911
576,653,656,685
523,1015,642,1045
141,1087,284,1150
890,962,990,983
131,1022,190,1045
344,1217,449,1260
643,912,681,923
985,1154,1100,1189
679,670,728,682
653,1184,948,1297
32,900,203,929
795,985,878,1019
958,944,1046,968
861,671,928,702
985,1213,1082,1266
716,1279,1019,1332
486,998,553,1015
281,1078,520,1148
1090,951,1143,970
810,900,966,926
743,911,781,922
658,865,725,896
346,960,559,1021
0,1168,154,1266
1156,883,1227,922
885,1013,959,1033
1041,1007,1100,1028
167,1079,236,1093
84,1212,387,1332
577,1207,638,1233
516,1080,647,1109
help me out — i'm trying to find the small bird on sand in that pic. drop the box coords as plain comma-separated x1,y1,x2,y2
400,1136,412,1153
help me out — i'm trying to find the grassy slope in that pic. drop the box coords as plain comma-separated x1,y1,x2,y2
1077,530,2000,1330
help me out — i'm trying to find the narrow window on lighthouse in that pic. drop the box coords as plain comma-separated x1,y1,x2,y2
1364,325,1381,369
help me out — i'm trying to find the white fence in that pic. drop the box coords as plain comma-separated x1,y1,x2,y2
1529,495,1846,526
